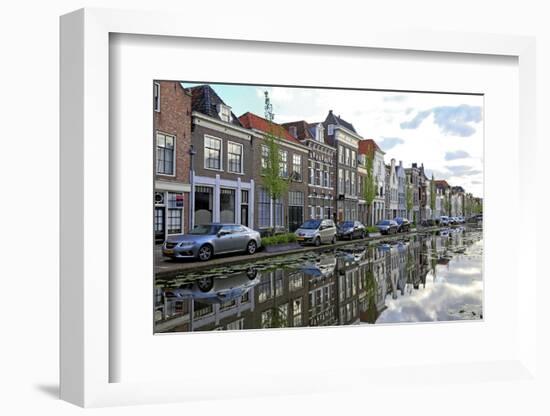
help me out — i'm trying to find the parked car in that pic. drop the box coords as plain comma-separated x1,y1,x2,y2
456,216,465,224
162,223,262,261
375,219,399,235
337,220,366,240
439,216,450,226
295,219,337,246
393,217,411,232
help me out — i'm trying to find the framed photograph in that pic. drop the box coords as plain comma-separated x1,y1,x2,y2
60,8,538,408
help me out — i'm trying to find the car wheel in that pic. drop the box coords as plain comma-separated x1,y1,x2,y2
196,276,214,292
246,240,257,255
314,236,321,247
198,244,213,261
246,267,257,280
331,235,336,244
361,231,366,239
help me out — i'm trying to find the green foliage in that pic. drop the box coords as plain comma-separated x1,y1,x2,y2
363,154,377,226
261,129,289,201
406,182,413,212
261,233,297,247
366,226,379,233
430,175,436,211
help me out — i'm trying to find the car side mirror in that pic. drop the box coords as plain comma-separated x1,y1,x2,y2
217,230,230,237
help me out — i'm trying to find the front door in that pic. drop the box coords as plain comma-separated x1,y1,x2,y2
154,207,165,243
241,204,249,227
288,206,303,232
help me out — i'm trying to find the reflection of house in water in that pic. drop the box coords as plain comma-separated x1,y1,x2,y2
336,248,363,325
303,254,338,327
155,233,447,332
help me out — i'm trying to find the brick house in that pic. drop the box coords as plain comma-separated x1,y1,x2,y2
282,120,336,221
153,81,192,243
187,85,255,228
239,112,309,233
323,110,361,222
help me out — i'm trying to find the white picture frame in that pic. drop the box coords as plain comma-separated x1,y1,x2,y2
60,8,538,408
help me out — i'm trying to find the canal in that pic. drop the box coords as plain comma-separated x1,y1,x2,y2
154,225,483,333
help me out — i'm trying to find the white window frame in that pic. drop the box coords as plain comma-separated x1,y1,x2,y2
279,149,288,178
227,141,244,174
204,135,223,171
218,103,232,123
153,82,160,112
292,153,302,181
155,131,176,177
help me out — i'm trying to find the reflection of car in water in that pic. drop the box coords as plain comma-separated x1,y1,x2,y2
163,268,260,305
301,255,337,278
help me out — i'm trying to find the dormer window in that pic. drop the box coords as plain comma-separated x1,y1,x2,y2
289,126,297,138
327,124,334,135
316,124,324,142
218,104,232,123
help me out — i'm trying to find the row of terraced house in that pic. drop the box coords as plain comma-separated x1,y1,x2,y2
154,82,481,242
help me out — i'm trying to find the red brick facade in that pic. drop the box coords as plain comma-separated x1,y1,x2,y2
153,81,192,239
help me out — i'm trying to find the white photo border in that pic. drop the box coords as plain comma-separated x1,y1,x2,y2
60,8,537,408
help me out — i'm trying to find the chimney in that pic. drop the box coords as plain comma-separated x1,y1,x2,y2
412,163,417,168
399,160,403,168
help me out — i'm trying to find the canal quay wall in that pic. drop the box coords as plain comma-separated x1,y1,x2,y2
155,225,473,279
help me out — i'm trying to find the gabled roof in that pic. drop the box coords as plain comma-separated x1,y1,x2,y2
238,112,303,145
281,120,316,141
434,180,450,189
358,139,384,156
187,84,243,127
452,185,465,193
324,110,357,134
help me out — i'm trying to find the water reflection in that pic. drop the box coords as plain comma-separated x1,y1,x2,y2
155,226,483,333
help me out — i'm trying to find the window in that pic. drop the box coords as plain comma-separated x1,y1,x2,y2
292,154,302,180
258,188,270,228
328,124,334,135
338,145,344,164
166,192,183,234
227,142,243,173
351,150,356,167
345,148,350,166
218,104,232,123
279,150,288,177
309,161,314,184
226,319,244,331
194,186,213,225
261,145,269,170
153,82,160,112
220,188,235,223
204,136,222,170
274,197,283,227
316,125,324,142
345,170,350,194
156,132,175,175
338,168,344,193
289,191,303,207
351,172,356,196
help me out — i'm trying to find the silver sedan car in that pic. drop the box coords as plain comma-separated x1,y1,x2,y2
162,223,262,261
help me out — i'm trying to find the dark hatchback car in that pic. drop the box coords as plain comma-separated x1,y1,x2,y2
337,220,366,240
376,219,399,235
393,217,411,232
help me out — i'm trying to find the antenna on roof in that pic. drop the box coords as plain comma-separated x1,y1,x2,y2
264,91,274,122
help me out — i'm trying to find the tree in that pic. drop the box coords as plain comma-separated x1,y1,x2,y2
444,192,452,216
260,91,289,234
430,174,436,216
406,182,413,219
363,153,376,225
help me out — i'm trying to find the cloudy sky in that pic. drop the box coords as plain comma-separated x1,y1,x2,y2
182,82,484,198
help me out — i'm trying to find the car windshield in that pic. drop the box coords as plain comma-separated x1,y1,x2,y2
394,218,403,223
300,220,321,229
340,221,353,227
377,220,391,225
188,224,221,235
